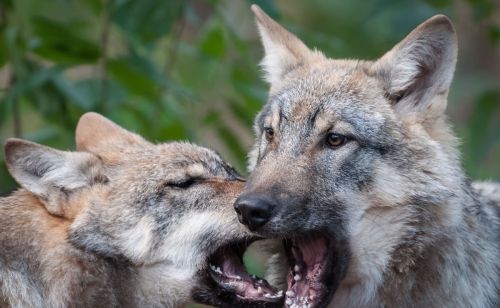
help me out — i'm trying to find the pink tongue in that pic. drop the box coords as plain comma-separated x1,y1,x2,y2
221,251,249,278
215,248,282,299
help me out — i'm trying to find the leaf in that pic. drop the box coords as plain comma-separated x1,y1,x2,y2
0,162,17,196
0,95,13,128
107,57,161,100
0,32,7,67
468,92,499,138
489,25,500,45
52,75,93,110
0,0,13,10
111,0,184,48
467,0,496,20
3,65,63,103
73,78,127,112
31,16,100,64
82,0,104,14
200,22,226,59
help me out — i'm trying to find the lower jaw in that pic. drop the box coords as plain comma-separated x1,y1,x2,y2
193,239,284,307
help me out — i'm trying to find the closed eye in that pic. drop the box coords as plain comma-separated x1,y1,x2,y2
165,178,198,189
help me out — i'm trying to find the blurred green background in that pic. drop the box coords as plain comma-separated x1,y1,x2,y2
0,0,499,194
0,0,498,307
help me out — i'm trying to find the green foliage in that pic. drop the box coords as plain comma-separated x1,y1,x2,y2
32,16,101,64
462,91,500,179
0,0,499,199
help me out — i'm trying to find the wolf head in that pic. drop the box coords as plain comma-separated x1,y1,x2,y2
235,5,466,308
4,113,283,307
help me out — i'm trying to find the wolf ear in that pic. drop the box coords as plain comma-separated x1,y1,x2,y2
76,112,150,154
251,4,318,85
371,15,457,120
4,138,105,216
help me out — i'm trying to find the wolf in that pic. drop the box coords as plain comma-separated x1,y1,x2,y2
233,5,500,308
0,112,283,308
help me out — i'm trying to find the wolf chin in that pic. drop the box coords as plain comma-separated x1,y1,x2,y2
233,5,500,308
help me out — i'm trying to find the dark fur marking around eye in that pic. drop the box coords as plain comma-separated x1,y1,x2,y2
165,178,198,189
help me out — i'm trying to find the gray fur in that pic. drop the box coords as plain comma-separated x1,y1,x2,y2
246,6,499,308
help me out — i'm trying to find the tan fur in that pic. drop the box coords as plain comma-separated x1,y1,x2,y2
0,113,249,307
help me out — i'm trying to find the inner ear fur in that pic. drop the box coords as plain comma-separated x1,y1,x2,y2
251,4,324,85
4,138,106,217
370,15,458,120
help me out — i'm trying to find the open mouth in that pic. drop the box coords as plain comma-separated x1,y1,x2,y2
194,238,284,307
282,233,347,308
193,233,347,308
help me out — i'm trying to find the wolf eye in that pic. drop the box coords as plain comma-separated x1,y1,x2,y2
264,127,274,142
326,133,348,148
166,178,196,189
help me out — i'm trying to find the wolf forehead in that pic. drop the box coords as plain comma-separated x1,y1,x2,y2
116,141,236,177
256,61,393,140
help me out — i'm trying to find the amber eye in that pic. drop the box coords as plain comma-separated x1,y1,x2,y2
326,133,347,148
264,127,274,142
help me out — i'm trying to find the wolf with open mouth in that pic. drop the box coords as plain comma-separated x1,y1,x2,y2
0,112,284,308
233,5,499,308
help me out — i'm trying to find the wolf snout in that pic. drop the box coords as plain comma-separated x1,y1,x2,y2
234,194,275,231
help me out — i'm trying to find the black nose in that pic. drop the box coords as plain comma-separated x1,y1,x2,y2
234,195,274,231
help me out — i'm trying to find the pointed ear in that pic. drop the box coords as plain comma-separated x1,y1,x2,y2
76,112,149,154
251,4,319,84
4,138,105,216
371,15,457,119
